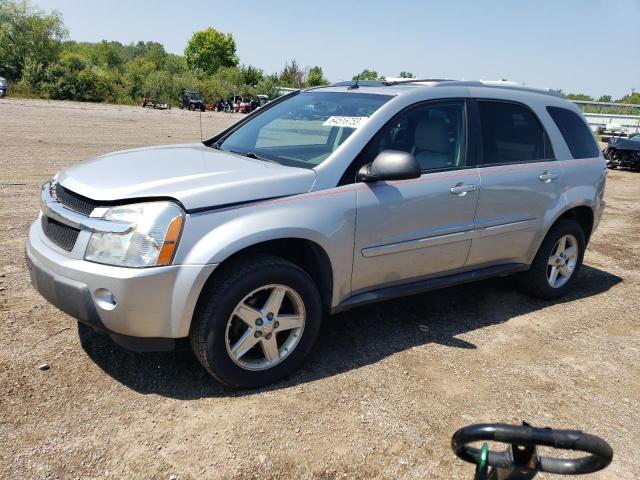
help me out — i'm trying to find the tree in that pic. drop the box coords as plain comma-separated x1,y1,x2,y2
0,0,67,84
240,64,263,86
617,92,640,105
306,65,328,86
597,95,612,103
256,74,280,99
279,59,304,88
399,71,415,78
184,27,238,75
352,69,383,81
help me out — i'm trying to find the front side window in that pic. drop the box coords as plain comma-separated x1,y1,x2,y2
478,101,554,164
218,91,392,168
546,106,599,159
363,101,467,172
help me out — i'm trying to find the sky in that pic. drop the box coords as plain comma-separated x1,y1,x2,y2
35,0,640,99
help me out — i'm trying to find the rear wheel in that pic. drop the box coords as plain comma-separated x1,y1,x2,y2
190,254,322,388
188,103,195,111
516,220,585,299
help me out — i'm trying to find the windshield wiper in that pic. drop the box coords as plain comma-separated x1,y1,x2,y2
229,150,277,163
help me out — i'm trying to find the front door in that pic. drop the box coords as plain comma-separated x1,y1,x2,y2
351,100,480,294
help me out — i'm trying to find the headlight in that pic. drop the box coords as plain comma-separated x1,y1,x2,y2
85,201,184,267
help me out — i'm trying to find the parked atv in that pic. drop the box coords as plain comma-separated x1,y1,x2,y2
179,91,206,112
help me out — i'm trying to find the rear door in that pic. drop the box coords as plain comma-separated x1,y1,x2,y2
466,99,565,266
351,100,481,293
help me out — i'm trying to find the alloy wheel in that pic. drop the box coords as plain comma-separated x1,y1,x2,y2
547,234,579,288
225,284,306,371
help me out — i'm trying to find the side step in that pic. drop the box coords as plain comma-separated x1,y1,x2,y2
333,263,528,313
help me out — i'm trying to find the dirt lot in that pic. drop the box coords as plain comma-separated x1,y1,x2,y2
1,98,639,479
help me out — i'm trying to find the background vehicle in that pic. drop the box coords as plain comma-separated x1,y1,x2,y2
596,122,629,142
603,134,640,171
257,94,269,107
237,97,262,113
179,90,206,111
141,95,171,110
230,94,243,112
0,76,8,97
452,423,612,479
27,80,606,388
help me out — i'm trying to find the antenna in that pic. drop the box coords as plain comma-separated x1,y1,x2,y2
199,108,203,142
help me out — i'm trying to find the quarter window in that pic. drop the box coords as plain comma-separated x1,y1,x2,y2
546,106,599,159
477,101,554,164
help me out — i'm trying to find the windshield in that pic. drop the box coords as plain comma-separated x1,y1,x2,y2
217,91,392,168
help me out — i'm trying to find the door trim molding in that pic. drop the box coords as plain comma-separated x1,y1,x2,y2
361,228,474,257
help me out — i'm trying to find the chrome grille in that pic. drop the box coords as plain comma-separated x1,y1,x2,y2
42,216,80,251
55,184,98,216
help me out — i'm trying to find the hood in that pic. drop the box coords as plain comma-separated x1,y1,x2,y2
57,143,317,211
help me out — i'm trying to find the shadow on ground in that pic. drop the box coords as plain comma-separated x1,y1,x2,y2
78,265,621,399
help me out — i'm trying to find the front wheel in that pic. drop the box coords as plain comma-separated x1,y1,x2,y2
517,219,586,299
190,254,322,388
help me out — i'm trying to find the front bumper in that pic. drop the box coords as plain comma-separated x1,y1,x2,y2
27,218,216,349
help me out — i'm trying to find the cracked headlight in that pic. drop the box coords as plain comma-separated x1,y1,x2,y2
85,201,184,267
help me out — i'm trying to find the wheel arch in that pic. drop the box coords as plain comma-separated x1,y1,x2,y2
195,237,335,317
527,204,595,265
553,204,595,244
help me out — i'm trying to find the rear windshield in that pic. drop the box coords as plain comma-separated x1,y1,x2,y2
546,106,599,159
217,91,392,168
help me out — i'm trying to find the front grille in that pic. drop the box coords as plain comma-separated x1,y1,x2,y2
55,184,99,215
42,216,80,251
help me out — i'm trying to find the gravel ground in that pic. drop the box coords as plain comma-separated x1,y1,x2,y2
1,98,639,479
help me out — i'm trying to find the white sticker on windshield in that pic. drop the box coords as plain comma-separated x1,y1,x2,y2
323,116,369,129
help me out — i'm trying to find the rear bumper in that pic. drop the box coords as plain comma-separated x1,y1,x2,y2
26,219,216,348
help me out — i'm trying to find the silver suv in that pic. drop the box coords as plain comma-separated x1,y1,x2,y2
27,79,606,387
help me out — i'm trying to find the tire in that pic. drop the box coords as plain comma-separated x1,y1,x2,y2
516,219,586,299
200,104,205,112
189,254,322,388
188,103,195,111
0,90,4,98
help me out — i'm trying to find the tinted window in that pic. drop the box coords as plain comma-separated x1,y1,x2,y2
366,101,467,172
546,106,599,159
478,101,553,164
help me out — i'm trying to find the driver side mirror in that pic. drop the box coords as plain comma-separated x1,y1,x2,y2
357,150,421,183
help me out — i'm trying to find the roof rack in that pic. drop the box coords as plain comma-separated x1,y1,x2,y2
434,80,563,97
331,80,387,87
383,78,453,85
328,78,563,98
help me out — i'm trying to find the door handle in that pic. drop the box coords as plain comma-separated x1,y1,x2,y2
450,183,476,196
539,172,559,183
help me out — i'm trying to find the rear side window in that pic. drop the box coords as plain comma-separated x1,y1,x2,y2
477,101,554,164
546,106,599,159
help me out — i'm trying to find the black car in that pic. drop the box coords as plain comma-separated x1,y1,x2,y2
179,90,206,111
603,134,640,171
